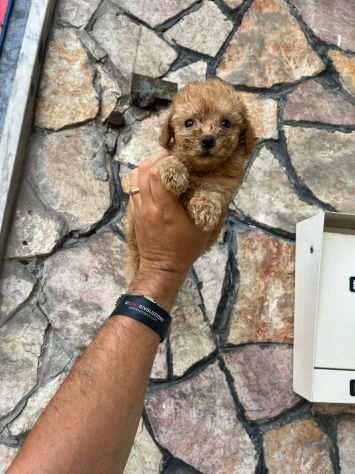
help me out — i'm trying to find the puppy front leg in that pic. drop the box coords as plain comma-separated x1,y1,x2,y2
187,189,224,231
158,157,189,196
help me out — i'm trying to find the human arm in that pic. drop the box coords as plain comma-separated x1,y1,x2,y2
8,156,211,474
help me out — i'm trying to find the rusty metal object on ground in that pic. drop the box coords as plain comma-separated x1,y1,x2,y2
131,73,177,108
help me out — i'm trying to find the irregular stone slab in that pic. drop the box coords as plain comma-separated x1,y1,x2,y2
92,7,177,79
133,25,177,80
338,419,355,474
170,275,215,377
165,61,207,89
79,30,107,61
223,346,300,421
111,0,196,27
97,65,123,122
263,419,333,474
329,49,355,97
164,458,199,472
194,232,229,324
224,0,244,7
284,80,355,125
228,230,294,344
56,0,101,28
0,306,47,418
217,0,324,87
0,445,19,474
5,180,65,259
28,127,111,233
37,329,73,385
146,362,257,473
238,92,278,140
285,126,355,212
40,232,127,351
290,0,355,52
122,105,150,127
312,403,355,416
125,420,163,473
35,29,98,130
0,260,36,326
115,111,167,166
105,130,120,157
9,372,67,436
151,340,168,380
165,1,233,57
234,147,318,232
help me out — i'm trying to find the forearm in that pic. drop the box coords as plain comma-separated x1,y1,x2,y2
9,272,182,474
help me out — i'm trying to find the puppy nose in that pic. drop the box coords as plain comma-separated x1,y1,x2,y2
200,135,216,150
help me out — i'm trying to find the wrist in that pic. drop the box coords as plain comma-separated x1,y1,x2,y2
128,269,185,312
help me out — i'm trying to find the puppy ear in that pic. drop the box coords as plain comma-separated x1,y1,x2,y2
245,118,258,156
159,112,174,149
238,115,257,157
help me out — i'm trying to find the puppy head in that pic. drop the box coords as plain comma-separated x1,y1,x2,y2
160,79,252,171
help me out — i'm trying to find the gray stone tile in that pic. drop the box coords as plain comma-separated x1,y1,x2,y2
217,0,324,87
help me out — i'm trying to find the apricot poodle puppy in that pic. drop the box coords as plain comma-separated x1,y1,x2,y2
125,79,256,283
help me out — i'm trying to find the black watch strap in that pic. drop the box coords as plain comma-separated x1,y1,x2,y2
110,294,171,342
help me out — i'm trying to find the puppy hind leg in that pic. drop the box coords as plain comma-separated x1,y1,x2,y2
187,190,223,232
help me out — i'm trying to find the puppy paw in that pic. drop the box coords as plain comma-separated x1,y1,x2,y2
159,159,189,196
188,193,223,231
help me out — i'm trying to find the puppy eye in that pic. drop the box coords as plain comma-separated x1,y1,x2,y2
221,119,232,128
185,119,194,128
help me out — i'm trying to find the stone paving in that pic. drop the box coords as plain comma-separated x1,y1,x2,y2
1,0,355,472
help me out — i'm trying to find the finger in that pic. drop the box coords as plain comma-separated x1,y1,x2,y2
145,150,170,163
125,169,142,216
128,168,139,189
136,164,155,214
128,197,136,220
132,153,173,213
122,168,138,197
130,187,143,216
139,151,171,172
127,157,164,189
121,174,131,194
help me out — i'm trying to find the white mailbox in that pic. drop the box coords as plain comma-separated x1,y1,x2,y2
294,211,355,403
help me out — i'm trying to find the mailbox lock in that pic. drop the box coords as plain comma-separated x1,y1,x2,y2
350,277,355,293
310,245,314,254
350,380,355,396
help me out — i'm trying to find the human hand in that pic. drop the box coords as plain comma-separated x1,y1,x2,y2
129,154,212,278
127,154,212,310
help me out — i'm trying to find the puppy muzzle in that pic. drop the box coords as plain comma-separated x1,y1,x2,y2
200,135,216,152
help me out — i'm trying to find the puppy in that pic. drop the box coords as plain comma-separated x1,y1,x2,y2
124,79,256,283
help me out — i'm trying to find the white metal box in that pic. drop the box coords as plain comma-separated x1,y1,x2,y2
294,211,355,403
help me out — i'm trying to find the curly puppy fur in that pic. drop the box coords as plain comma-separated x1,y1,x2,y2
125,79,256,283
